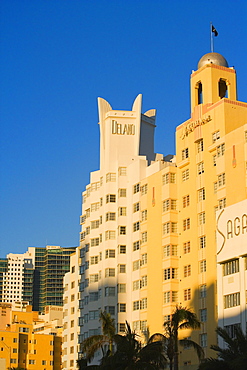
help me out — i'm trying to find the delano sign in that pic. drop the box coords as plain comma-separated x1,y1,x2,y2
112,120,135,135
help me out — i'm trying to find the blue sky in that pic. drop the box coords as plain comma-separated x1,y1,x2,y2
1,0,247,255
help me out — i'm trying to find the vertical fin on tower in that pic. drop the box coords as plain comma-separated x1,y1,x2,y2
98,97,112,150
132,94,142,155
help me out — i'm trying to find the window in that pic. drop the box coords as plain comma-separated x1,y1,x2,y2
141,209,147,221
198,161,204,175
199,236,206,249
118,303,126,312
118,283,126,293
118,167,127,176
164,268,178,280
184,288,191,301
214,181,218,193
133,241,140,251
141,253,147,266
200,333,207,348
163,199,170,212
200,260,206,273
182,169,190,181
133,260,140,271
163,172,176,185
29,360,36,365
198,188,205,201
133,280,141,290
224,324,241,339
219,198,226,209
133,222,140,232
105,306,115,315
119,245,126,254
141,275,147,287
183,218,190,231
183,195,190,208
223,259,239,276
105,249,115,258
200,308,207,322
141,298,147,309
118,323,125,332
105,230,116,240
184,265,191,277
119,188,127,197
245,131,247,143
213,154,217,166
212,130,220,143
163,222,177,234
119,264,126,273
119,207,127,216
105,287,115,297
197,139,204,152
91,181,100,191
91,220,99,229
163,244,177,257
105,268,115,277
218,173,226,187
197,82,203,104
219,78,228,98
133,301,140,310
141,184,148,195
119,226,127,235
106,194,116,203
91,202,100,211
164,291,170,304
133,183,140,194
182,148,189,160
141,231,147,243
106,212,116,221
198,212,205,225
217,143,225,157
163,199,177,212
133,202,140,212
91,237,99,247
199,284,207,298
183,241,190,254
106,172,116,182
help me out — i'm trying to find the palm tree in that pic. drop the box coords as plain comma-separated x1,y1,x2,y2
149,306,203,370
101,321,167,370
81,311,116,364
198,326,247,370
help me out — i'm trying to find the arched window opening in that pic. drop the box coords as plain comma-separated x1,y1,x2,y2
219,79,228,99
197,82,203,105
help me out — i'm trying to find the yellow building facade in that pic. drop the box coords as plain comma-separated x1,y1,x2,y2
0,303,62,370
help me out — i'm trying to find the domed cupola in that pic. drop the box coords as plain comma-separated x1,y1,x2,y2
190,52,237,113
198,52,228,69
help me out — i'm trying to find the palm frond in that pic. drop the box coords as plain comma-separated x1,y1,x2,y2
180,338,204,360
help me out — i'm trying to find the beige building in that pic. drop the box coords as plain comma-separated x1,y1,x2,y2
74,51,247,369
62,249,80,370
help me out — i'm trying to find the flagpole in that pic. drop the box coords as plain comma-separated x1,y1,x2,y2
210,22,213,52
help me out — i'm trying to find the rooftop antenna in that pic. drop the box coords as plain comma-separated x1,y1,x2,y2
210,22,218,52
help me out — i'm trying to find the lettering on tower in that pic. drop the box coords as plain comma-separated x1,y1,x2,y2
181,115,212,139
112,120,135,135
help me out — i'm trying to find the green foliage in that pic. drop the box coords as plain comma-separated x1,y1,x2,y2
149,305,203,370
198,326,247,370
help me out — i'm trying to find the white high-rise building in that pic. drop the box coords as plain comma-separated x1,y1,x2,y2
1,250,35,304
78,94,159,349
